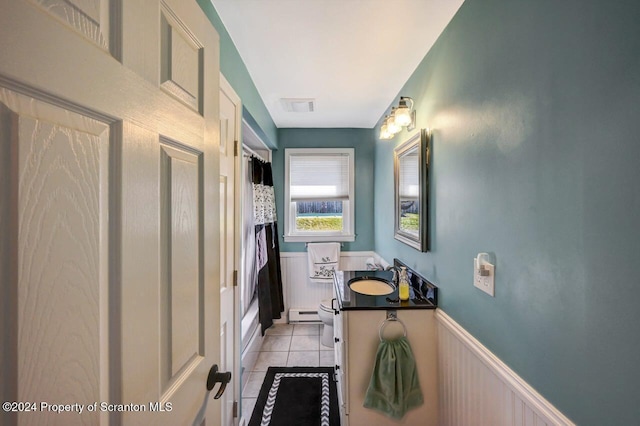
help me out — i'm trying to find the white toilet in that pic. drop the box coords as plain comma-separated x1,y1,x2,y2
318,299,334,348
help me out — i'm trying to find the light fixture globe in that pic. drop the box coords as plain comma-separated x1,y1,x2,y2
380,117,391,139
387,108,402,134
394,109,412,127
394,97,414,127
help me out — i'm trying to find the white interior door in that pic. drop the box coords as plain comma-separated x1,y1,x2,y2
219,74,242,425
0,1,223,425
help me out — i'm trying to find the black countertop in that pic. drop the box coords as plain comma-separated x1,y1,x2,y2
333,261,437,311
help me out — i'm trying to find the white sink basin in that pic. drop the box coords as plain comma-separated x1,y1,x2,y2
348,277,394,296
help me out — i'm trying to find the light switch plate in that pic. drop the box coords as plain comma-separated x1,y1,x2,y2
473,259,495,297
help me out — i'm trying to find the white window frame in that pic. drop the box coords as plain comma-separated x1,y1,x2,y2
284,148,355,242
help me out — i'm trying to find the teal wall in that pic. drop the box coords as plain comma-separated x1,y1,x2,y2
374,0,640,424
274,128,376,252
197,0,278,148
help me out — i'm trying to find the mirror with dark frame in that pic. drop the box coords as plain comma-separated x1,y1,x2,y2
394,129,430,252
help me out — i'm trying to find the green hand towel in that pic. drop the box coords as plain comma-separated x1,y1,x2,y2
363,336,424,420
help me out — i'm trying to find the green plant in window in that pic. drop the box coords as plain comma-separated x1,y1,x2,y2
296,216,343,231
400,213,419,231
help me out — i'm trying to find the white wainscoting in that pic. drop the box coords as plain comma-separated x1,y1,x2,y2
436,310,575,426
280,251,377,315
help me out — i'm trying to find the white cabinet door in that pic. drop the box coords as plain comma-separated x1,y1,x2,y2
344,310,438,426
0,0,221,424
333,303,347,422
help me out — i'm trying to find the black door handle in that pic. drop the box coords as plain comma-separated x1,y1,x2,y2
206,364,231,399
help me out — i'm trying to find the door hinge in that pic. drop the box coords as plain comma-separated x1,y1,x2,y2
234,140,239,157
233,400,238,418
233,270,238,287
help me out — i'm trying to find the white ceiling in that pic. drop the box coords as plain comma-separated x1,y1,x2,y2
211,0,464,129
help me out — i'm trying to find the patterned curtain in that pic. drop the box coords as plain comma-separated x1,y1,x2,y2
252,158,284,334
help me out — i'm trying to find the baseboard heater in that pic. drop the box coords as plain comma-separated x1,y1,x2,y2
289,308,320,323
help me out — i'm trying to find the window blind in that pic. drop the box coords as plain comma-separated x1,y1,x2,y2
399,152,419,199
290,154,350,201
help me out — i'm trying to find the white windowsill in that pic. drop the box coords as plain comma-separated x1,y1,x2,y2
284,234,356,243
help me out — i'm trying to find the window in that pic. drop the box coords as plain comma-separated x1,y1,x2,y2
398,147,420,236
284,148,355,242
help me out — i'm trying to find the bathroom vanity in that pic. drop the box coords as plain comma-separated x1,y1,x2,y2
332,260,438,426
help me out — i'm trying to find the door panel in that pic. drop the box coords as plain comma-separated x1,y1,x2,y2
159,141,203,388
0,0,221,424
0,88,111,426
30,0,111,51
160,3,204,113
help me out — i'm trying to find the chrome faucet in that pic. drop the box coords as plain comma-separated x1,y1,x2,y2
385,265,400,284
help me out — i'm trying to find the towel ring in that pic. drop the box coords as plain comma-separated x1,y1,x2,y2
378,316,408,341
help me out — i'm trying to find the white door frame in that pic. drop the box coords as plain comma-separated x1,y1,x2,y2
219,73,242,425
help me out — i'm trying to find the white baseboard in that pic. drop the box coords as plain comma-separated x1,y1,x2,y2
436,310,575,426
289,308,321,323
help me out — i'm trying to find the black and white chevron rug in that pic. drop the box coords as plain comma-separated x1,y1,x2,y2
248,367,340,426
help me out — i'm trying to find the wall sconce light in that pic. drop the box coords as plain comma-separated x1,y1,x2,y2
380,116,393,140
387,107,402,134
394,97,415,130
379,96,416,140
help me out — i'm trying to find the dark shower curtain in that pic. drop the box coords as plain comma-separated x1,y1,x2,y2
251,158,284,334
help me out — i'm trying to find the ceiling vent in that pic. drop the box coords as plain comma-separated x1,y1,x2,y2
280,98,315,113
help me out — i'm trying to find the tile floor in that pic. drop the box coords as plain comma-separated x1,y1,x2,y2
241,323,335,420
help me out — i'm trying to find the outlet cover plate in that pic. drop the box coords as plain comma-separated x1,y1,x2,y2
473,260,495,297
